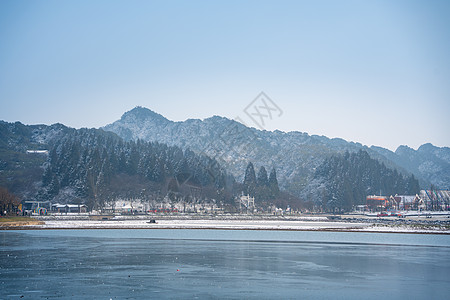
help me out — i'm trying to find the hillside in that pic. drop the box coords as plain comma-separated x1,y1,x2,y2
371,144,450,189
104,107,445,197
0,116,425,211
0,121,236,209
0,121,74,199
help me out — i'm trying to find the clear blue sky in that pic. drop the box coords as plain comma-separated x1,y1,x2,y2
1,0,449,151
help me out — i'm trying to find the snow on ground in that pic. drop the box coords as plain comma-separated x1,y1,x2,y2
357,224,450,234
29,219,366,231
17,212,450,233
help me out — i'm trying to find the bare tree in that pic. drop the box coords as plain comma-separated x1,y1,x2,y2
0,187,21,216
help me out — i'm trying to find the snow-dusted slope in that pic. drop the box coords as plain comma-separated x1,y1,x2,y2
103,107,448,193
371,144,450,189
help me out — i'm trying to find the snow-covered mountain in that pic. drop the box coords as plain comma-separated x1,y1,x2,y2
371,144,450,189
103,107,450,193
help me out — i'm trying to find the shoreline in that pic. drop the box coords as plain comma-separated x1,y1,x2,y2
1,217,449,234
3,226,450,235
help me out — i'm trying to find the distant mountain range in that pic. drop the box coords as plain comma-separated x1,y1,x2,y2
1,107,447,208
104,107,450,195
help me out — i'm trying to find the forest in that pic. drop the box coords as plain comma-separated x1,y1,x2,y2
36,128,238,210
314,150,420,212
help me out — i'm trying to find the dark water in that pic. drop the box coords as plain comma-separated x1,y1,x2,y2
1,230,449,299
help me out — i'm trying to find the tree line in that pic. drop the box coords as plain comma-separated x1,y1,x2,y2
314,150,420,212
38,129,234,209
242,162,280,201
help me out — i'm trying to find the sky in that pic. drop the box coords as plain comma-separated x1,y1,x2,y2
0,0,449,151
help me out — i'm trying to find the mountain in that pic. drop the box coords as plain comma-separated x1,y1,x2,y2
371,144,450,189
0,120,74,152
0,112,428,211
103,107,357,193
0,121,74,199
0,107,443,210
103,107,446,197
0,121,236,208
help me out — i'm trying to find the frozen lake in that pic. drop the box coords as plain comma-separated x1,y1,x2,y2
1,229,449,299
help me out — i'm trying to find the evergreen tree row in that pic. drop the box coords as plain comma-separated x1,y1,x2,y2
314,150,420,212
243,162,280,201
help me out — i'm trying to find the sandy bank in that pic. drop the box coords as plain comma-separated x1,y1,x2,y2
0,219,44,228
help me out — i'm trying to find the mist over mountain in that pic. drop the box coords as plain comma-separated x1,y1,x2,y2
103,107,449,196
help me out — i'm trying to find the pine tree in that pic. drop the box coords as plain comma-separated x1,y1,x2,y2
257,166,269,187
406,174,420,195
243,162,257,196
268,168,280,198
254,166,270,201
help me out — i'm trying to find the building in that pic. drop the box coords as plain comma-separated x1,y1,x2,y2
52,204,87,213
419,190,450,210
237,194,255,213
103,199,151,214
393,195,422,210
366,196,388,211
354,205,367,213
22,201,51,215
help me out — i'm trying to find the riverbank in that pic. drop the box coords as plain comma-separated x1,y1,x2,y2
2,215,449,234
0,216,44,228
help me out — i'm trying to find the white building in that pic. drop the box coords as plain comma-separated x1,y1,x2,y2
237,194,255,213
52,204,87,213
104,199,150,214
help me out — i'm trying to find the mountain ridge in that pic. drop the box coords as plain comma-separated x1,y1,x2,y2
103,107,450,195
0,111,441,208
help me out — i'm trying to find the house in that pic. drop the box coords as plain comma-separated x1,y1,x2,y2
52,204,87,213
393,195,420,210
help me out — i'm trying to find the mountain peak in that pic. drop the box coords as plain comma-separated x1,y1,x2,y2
121,106,169,123
102,106,448,189
102,107,171,141
418,143,436,152
395,145,414,154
